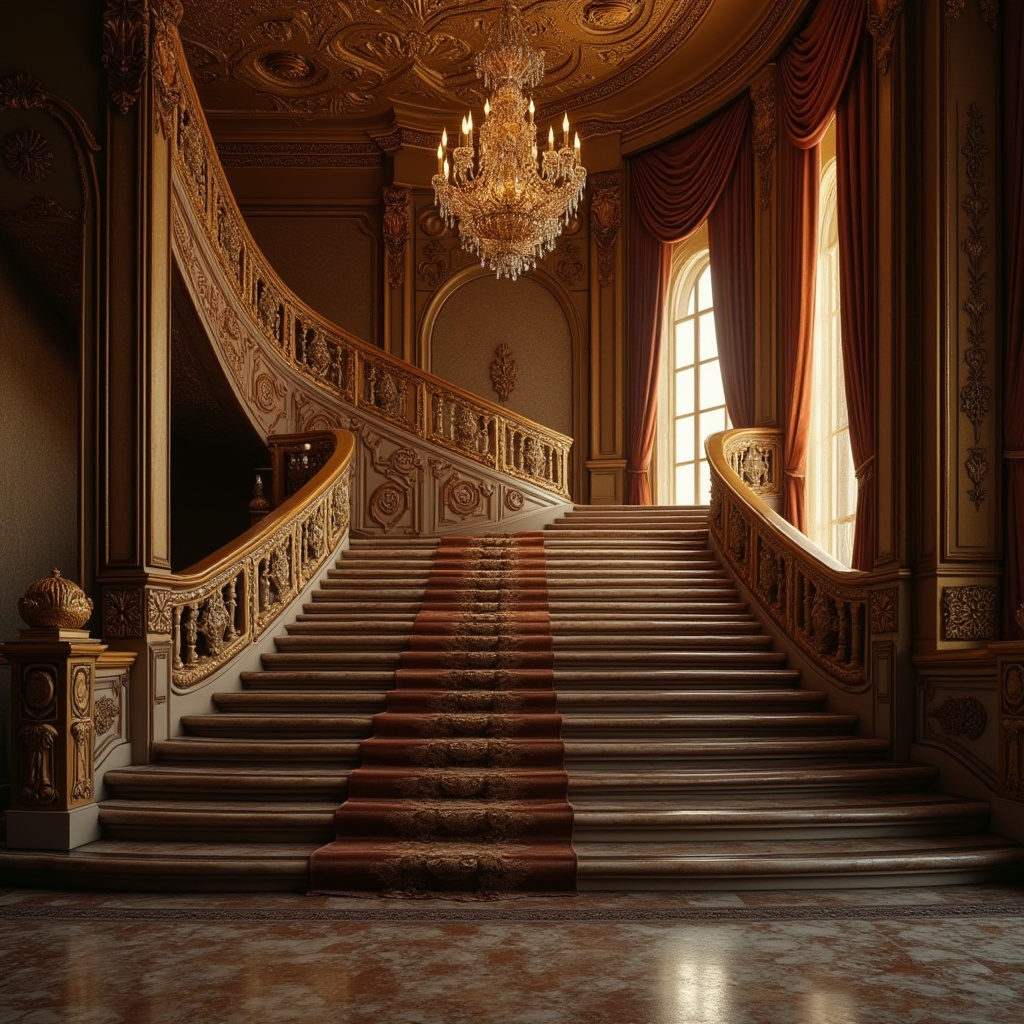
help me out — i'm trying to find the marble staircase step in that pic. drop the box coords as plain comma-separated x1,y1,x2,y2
213,691,388,713
0,841,316,892
574,834,1024,890
103,764,350,802
556,690,826,712
150,737,363,765
559,712,859,738
239,669,395,688
570,794,993,841
563,736,890,768
98,800,338,843
552,667,803,688
179,714,375,739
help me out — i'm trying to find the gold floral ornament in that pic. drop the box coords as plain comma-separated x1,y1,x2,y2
490,343,518,403
18,568,94,630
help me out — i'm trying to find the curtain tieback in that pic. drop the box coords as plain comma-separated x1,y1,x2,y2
625,469,649,476
855,455,876,481
783,469,805,481
1004,450,1024,460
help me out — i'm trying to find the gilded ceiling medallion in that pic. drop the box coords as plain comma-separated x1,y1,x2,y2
256,50,322,84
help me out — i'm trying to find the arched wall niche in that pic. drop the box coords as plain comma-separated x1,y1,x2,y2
419,264,587,498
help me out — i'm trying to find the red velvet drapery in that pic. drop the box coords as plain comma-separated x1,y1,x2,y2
626,97,751,504
1004,3,1024,632
836,34,876,571
708,119,757,430
778,0,865,531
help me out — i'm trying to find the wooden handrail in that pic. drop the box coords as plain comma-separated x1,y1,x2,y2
166,429,354,690
706,428,905,693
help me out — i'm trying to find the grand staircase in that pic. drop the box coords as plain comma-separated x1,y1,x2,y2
3,507,1022,891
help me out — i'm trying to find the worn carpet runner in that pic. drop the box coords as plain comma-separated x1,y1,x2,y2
308,533,577,897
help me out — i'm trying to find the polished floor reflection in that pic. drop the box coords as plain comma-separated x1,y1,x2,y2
1,885,1023,1024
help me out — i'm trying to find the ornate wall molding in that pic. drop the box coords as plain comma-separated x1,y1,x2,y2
751,73,777,210
946,0,999,30
216,140,384,169
959,102,992,511
103,588,144,639
2,128,54,182
102,0,149,115
870,587,899,634
941,585,998,641
151,0,184,139
556,241,586,289
928,696,987,740
589,172,621,288
490,344,519,404
383,187,411,290
868,0,905,76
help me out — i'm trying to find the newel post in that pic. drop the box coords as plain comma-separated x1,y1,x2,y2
1,570,106,850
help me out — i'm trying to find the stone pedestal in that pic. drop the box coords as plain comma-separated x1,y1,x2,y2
1,629,106,850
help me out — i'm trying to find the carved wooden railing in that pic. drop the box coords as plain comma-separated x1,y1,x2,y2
708,429,887,693
167,429,353,691
167,29,571,503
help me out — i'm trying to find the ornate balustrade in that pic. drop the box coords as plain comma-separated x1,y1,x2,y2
166,430,353,691
167,28,571,506
708,429,893,694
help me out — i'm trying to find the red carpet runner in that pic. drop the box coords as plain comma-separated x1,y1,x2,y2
309,533,577,896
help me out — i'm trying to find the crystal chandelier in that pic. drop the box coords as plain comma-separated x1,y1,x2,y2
432,0,587,281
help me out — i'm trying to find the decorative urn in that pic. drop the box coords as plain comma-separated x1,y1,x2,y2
17,568,94,630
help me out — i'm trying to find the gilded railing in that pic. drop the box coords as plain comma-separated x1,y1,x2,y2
168,31,571,502
707,429,880,692
168,430,353,691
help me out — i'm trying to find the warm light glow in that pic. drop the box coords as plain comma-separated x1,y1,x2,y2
432,0,586,280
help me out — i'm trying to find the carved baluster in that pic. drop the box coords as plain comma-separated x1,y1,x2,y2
225,578,238,641
803,578,814,636
545,447,552,481
367,364,377,406
295,322,306,364
448,400,456,442
851,602,863,669
837,600,849,663
172,605,183,671
184,603,199,666
259,558,270,613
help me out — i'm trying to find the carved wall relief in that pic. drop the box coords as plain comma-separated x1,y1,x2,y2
589,172,621,288
941,585,997,641
929,696,987,740
868,0,905,75
751,74,777,210
946,0,999,30
1001,663,1024,799
384,186,411,290
103,588,144,639
490,344,518,403
556,241,586,289
959,102,992,511
3,128,54,182
102,0,149,114
870,587,899,634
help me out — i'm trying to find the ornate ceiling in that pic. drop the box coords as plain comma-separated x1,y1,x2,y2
181,0,811,145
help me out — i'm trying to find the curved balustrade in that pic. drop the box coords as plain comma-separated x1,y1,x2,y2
167,29,571,505
707,428,903,694
166,430,353,691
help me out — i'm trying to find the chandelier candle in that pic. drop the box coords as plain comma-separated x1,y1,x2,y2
432,0,587,281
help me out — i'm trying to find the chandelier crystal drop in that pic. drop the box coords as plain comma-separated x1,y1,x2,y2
432,0,587,281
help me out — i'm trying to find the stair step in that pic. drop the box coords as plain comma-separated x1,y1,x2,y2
552,668,802,689
559,713,859,737
214,692,388,712
563,737,889,767
104,764,350,801
99,800,338,843
571,795,993,840
0,842,317,892
574,834,1024,890
151,738,362,764
566,762,939,797
552,631,769,647
240,669,396,688
180,714,375,738
557,690,826,711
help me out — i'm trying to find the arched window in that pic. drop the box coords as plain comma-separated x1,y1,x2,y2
656,227,731,505
806,150,856,565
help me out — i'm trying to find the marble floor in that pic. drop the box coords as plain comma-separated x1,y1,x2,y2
1,885,1023,1024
